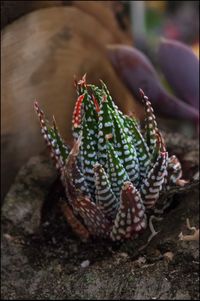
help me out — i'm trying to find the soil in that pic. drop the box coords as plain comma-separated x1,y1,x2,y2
1,131,199,300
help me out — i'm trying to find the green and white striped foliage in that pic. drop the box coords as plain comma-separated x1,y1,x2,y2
34,76,184,241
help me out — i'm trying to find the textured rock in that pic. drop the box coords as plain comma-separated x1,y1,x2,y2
2,155,57,234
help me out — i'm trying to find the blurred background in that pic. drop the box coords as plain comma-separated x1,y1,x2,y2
1,1,199,201
1,1,199,47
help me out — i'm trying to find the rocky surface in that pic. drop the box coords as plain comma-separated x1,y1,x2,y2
1,132,199,300
2,156,57,234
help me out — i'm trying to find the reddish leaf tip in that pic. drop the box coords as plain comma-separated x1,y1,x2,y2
139,88,145,98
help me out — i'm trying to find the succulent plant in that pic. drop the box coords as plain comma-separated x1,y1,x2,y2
34,75,186,242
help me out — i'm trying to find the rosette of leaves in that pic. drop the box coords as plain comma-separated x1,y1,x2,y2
34,75,186,242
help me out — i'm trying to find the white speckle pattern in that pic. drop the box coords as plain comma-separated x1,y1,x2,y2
35,80,182,242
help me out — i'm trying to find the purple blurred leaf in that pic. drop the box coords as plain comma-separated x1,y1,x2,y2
107,44,199,124
158,38,199,110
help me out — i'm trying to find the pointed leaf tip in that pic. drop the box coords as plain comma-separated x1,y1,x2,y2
34,100,39,108
139,88,145,98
